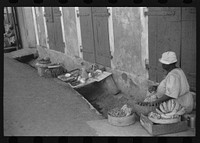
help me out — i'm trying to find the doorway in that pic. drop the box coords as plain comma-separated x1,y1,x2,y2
4,7,22,50
44,7,65,53
148,7,196,91
79,7,112,67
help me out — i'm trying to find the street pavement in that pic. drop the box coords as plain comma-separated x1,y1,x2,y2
3,53,103,136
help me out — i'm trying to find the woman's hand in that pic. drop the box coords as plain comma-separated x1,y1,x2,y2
144,94,157,102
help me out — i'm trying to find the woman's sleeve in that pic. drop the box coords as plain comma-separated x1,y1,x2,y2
165,74,180,99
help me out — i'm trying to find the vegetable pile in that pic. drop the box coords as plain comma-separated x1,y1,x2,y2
108,104,132,117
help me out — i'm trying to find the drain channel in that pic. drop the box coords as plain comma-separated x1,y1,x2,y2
75,82,129,118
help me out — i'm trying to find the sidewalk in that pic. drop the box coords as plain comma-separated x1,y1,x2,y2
4,54,103,136
3,53,195,136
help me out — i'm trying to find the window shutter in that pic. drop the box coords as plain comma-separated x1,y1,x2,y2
92,7,111,67
79,7,95,63
44,7,53,22
52,7,65,53
148,7,181,82
44,7,56,49
181,7,196,91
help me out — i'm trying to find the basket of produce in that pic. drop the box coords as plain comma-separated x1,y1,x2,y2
45,63,67,78
68,68,81,77
58,74,78,82
107,104,136,126
147,99,185,124
57,68,80,82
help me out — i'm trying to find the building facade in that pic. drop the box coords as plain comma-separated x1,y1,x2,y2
16,7,196,100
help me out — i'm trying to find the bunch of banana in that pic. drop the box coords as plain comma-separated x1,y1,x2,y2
155,99,185,119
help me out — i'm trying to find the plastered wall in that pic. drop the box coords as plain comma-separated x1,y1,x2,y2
109,7,148,100
33,7,149,100
35,7,48,48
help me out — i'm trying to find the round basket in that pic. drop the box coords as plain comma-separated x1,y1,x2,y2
107,113,136,127
133,102,159,116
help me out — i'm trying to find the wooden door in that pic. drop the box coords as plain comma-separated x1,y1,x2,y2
79,7,111,67
181,7,196,91
16,7,29,49
23,7,37,48
92,7,111,67
148,7,181,82
148,7,196,91
34,7,47,47
44,7,65,53
52,7,65,52
79,7,96,63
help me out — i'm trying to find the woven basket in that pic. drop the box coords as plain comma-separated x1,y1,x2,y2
133,102,160,116
108,113,136,126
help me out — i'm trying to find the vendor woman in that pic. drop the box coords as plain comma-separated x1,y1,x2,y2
144,51,194,114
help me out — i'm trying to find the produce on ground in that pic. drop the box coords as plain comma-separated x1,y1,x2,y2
108,104,132,117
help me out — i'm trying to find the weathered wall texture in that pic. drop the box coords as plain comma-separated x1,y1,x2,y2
23,7,37,48
35,7,48,48
33,7,148,101
112,7,144,74
17,7,37,48
17,7,29,49
109,7,148,100
62,7,79,57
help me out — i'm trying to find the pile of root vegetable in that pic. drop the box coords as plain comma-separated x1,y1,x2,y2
108,104,132,117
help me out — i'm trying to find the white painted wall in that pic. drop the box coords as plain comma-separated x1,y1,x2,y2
42,7,50,49
59,7,67,53
32,7,39,46
107,7,115,69
140,7,149,79
75,7,83,58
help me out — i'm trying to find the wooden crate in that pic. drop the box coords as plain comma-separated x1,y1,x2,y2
140,114,188,136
